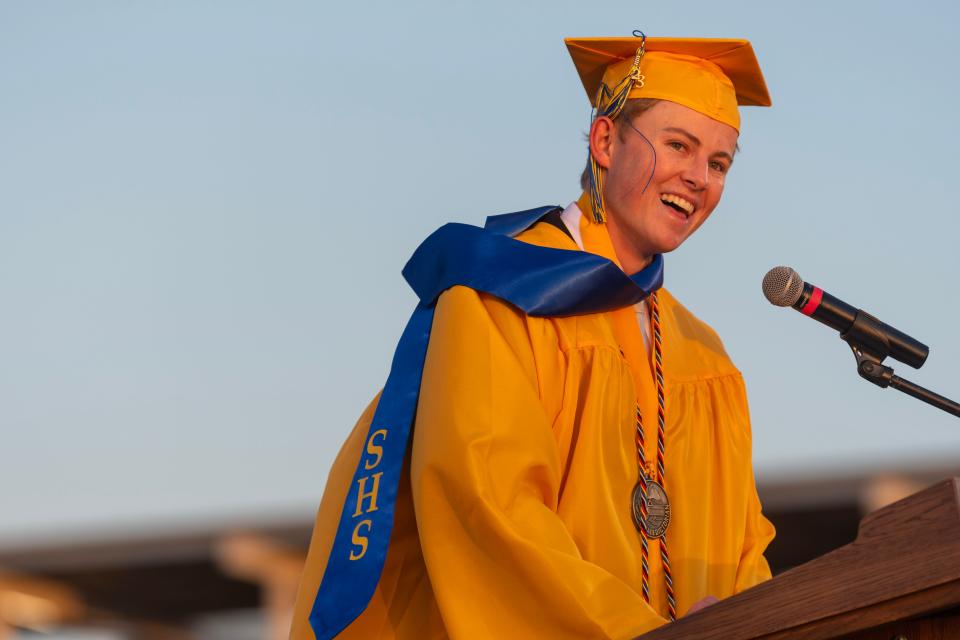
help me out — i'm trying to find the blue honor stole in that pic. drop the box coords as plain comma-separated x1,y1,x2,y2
309,206,664,638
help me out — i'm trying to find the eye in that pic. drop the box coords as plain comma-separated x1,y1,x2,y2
709,160,729,174
666,140,686,152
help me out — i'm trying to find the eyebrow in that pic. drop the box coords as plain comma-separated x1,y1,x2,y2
662,126,736,165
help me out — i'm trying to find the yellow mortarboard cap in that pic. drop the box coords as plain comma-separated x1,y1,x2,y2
565,37,771,131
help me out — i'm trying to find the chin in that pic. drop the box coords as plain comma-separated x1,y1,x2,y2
648,236,687,256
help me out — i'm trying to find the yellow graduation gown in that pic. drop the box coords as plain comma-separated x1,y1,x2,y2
290,212,774,640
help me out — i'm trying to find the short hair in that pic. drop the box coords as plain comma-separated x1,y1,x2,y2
579,98,661,191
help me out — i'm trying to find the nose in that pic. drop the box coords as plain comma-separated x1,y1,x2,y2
680,157,708,191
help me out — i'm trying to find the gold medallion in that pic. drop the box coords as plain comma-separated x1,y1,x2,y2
632,479,670,539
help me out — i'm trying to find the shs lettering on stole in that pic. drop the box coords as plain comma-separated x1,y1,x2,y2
349,428,387,561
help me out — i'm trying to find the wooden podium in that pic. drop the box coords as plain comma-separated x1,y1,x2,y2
637,478,960,639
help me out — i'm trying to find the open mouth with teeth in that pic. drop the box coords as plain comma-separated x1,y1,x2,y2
660,193,695,217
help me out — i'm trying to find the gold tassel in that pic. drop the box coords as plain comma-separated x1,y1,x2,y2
587,35,646,224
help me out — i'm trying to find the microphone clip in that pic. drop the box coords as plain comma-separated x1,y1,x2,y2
848,344,894,389
842,309,893,366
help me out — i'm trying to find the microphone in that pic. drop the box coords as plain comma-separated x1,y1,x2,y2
762,266,929,369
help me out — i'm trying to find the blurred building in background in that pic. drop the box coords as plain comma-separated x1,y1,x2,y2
2,462,957,640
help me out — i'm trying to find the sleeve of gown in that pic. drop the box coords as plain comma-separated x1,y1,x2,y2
733,380,776,593
410,286,667,640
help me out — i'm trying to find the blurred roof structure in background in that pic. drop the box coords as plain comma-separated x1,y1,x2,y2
2,463,958,639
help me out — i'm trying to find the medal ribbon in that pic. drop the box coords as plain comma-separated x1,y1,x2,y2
635,293,677,621
308,206,664,640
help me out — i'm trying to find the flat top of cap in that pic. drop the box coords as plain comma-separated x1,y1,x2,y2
565,37,772,107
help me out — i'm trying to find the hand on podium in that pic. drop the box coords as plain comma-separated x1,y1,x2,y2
686,595,719,616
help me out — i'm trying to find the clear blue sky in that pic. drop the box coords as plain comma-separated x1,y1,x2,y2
2,0,959,541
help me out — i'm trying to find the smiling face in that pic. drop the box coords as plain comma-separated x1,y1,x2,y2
589,100,740,273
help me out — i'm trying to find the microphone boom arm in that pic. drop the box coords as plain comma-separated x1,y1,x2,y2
849,344,960,418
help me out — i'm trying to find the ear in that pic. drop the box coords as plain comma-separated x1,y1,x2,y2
588,116,617,170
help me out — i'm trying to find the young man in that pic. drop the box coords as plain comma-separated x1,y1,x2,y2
291,35,775,639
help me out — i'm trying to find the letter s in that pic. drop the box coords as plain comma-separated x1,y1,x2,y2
349,519,372,560
364,429,388,470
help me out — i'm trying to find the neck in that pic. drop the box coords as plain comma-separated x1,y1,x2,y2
604,211,653,275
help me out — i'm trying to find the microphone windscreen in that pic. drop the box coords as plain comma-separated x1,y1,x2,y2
762,266,805,307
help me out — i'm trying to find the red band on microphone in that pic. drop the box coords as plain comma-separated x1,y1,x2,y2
801,287,823,316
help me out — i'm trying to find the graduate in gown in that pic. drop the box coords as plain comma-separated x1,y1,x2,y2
291,34,776,640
